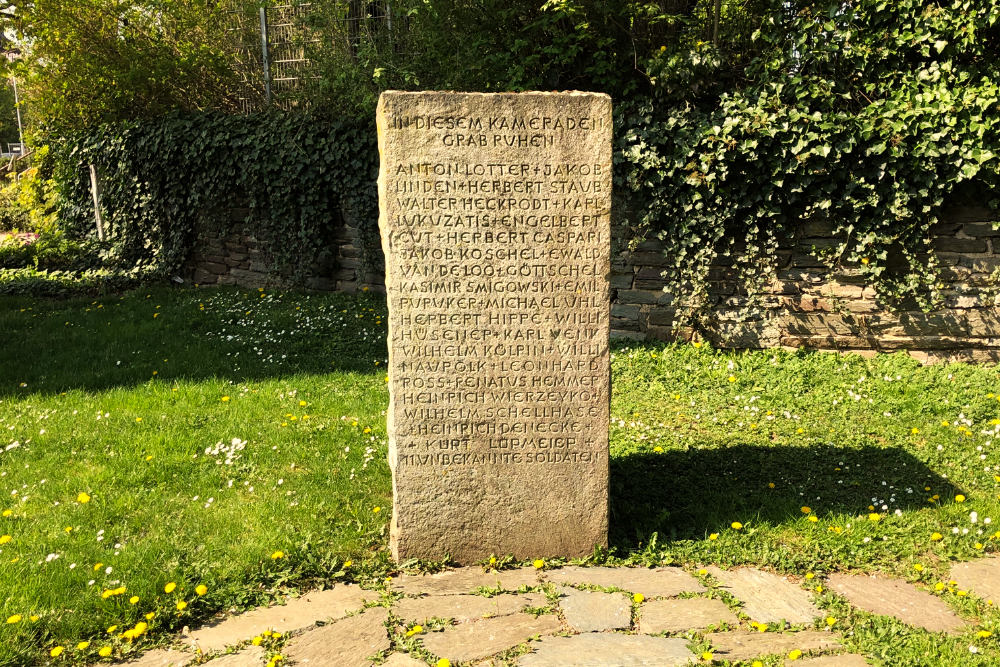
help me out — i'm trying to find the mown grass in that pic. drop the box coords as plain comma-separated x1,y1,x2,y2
1,286,999,665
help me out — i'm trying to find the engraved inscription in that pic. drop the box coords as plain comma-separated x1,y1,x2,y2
378,91,611,563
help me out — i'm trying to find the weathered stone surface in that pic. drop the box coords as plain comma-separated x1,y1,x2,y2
284,608,390,666
186,585,378,651
381,654,430,667
420,612,562,663
546,566,704,598
124,650,192,667
395,592,545,622
826,573,965,633
517,633,695,666
707,631,841,661
785,655,870,667
394,567,542,595
378,91,612,563
639,597,739,634
950,557,1000,604
706,567,820,624
204,646,266,666
557,587,631,632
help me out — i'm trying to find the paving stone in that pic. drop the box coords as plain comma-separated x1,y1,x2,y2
284,607,390,666
950,557,1000,604
395,593,546,623
517,633,695,666
381,654,429,667
826,573,966,633
785,655,871,666
203,646,266,666
185,585,378,651
124,650,193,667
394,567,542,596
639,597,739,634
420,612,562,663
707,630,841,661
545,566,704,598
706,566,820,624
557,587,631,632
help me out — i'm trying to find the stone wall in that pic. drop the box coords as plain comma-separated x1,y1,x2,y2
183,208,385,293
610,206,1000,363
184,205,1000,362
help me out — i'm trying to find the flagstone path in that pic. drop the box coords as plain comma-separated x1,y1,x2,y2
113,556,1000,667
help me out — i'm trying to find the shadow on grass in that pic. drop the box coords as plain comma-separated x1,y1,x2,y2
609,443,961,549
0,287,390,397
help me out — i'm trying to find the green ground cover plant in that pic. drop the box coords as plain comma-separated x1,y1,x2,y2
1,287,999,664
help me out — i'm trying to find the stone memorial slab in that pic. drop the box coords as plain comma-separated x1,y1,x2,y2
516,634,695,666
950,556,1000,604
826,573,965,633
706,566,820,624
204,647,266,667
378,91,613,562
638,597,739,634
124,650,193,667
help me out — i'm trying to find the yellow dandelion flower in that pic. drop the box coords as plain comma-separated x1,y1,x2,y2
436,660,451,667
98,646,112,657
77,492,91,504
50,646,64,657
6,614,21,624
373,506,381,513
176,600,188,611
533,559,545,569
731,522,743,530
708,533,719,540
935,582,945,591
299,400,307,406
801,506,811,514
77,641,90,650
931,532,944,541
0,535,11,544
913,563,924,572
868,513,881,522
788,649,803,660
955,494,966,503
979,631,993,638
196,584,208,596
808,516,819,523
271,550,285,559
633,593,645,603
129,596,139,604
826,616,837,626
221,396,230,402
252,636,263,646
164,582,176,593
2,509,11,517
701,651,714,661
145,612,155,620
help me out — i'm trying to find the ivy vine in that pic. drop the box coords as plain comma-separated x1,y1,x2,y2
53,112,379,283
615,0,1000,326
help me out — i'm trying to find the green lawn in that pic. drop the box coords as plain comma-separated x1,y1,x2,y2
1,286,999,665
